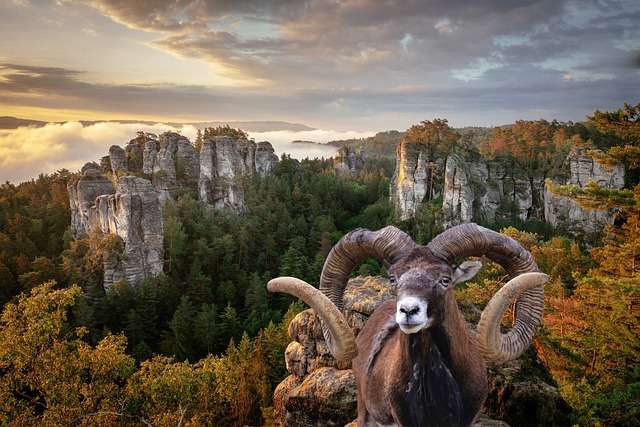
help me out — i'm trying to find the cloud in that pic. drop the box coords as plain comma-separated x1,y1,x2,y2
62,0,639,96
248,129,375,160
1,0,639,132
0,121,373,184
0,121,181,183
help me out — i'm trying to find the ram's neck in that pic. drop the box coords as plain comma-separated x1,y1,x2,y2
390,327,464,426
441,293,474,372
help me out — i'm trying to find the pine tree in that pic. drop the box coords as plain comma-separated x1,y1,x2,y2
160,296,196,361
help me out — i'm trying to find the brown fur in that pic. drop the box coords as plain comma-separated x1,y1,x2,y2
353,272,487,426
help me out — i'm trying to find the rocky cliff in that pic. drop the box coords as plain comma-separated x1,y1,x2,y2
273,276,570,426
68,132,278,290
199,136,278,214
389,141,444,220
440,153,541,228
391,144,624,244
68,162,116,240
94,176,164,289
333,146,365,176
544,149,625,245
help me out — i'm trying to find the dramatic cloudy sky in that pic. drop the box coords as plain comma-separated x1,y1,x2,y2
0,0,639,182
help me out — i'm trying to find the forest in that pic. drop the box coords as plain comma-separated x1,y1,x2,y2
0,103,638,426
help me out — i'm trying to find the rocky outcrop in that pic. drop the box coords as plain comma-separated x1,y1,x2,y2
152,132,200,195
68,162,116,240
143,139,159,175
109,145,127,175
545,149,624,245
274,276,388,426
255,141,279,176
93,177,164,290
273,276,569,426
390,141,443,220
236,139,279,177
483,353,572,426
442,154,537,228
199,136,248,215
391,142,624,243
333,146,365,176
69,132,279,289
198,136,278,214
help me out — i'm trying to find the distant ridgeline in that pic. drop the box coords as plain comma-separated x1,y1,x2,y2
68,132,279,290
68,127,625,291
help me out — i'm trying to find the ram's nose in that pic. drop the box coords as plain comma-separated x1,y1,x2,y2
398,302,420,317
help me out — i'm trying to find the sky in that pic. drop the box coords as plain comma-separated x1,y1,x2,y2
1,0,639,183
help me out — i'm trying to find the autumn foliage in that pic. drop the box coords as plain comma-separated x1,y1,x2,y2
0,105,639,425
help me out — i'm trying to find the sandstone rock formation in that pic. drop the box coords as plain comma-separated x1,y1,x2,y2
390,141,624,244
199,136,248,215
109,145,127,175
273,276,570,426
441,154,536,228
93,176,164,290
152,132,200,196
68,132,279,289
333,146,365,176
545,149,624,245
237,139,279,176
68,162,115,240
389,141,443,220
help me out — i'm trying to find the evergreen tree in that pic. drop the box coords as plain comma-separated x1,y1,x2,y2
160,295,196,361
194,302,219,355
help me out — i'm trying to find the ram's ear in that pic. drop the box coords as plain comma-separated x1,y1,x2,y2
452,260,482,285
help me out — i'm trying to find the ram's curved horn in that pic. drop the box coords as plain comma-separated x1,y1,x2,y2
426,223,546,362
476,272,548,362
318,226,417,355
267,277,357,361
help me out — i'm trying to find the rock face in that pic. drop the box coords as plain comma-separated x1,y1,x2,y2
68,163,116,240
441,154,537,228
255,141,279,176
545,149,625,245
152,132,201,196
93,177,164,290
483,354,571,426
391,142,624,243
236,139,279,176
274,276,388,427
68,132,278,289
333,146,365,176
273,276,570,426
199,136,248,215
389,141,444,220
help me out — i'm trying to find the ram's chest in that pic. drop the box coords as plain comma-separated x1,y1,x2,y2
388,331,465,427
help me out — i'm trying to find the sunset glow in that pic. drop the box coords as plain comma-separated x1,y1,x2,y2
0,0,639,182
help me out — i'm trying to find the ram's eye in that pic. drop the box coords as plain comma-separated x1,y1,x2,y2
389,275,397,287
441,277,451,287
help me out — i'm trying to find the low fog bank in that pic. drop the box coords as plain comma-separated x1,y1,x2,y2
0,121,375,184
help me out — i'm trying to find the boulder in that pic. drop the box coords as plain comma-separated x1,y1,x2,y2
484,353,572,426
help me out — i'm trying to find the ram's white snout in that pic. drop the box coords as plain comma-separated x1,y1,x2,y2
396,296,431,334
